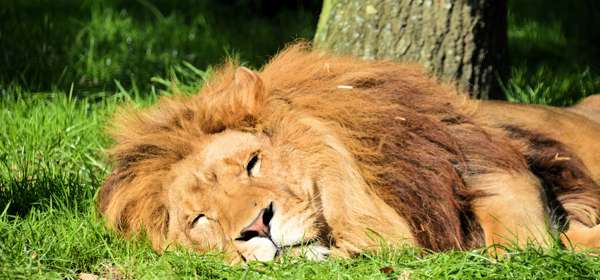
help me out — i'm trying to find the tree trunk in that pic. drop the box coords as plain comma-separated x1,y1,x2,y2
314,0,507,99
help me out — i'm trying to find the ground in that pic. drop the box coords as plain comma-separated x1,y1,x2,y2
1,0,600,278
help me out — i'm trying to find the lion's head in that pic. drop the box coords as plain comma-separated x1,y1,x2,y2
98,64,343,261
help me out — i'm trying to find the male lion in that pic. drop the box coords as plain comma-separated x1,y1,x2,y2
98,44,600,262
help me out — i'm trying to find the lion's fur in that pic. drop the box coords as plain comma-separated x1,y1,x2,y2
475,100,600,228
569,94,600,123
99,43,600,257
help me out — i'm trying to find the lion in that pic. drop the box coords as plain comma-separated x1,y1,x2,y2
98,44,600,262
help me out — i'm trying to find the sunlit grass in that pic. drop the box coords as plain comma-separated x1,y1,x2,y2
503,67,600,106
3,196,600,278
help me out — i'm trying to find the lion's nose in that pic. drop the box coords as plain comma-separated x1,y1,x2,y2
236,202,274,241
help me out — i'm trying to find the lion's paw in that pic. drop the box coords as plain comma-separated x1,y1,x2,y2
301,245,330,261
282,244,330,261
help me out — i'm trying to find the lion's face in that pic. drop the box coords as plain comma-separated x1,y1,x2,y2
165,129,327,262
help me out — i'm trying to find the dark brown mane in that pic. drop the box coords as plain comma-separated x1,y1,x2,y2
258,44,534,250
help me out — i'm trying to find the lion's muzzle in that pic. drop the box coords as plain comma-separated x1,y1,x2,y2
236,202,274,241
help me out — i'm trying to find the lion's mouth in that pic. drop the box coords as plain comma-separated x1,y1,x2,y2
236,202,324,260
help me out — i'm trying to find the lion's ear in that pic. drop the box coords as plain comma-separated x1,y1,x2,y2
232,66,267,116
201,66,267,131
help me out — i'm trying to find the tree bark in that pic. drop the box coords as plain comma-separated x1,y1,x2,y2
314,0,507,99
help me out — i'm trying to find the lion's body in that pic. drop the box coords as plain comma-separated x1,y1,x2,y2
99,45,600,262
476,100,600,182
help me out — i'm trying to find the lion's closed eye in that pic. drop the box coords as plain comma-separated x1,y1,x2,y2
246,154,261,177
191,214,208,227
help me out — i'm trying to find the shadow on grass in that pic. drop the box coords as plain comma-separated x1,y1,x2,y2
507,0,600,105
0,168,98,217
0,0,321,92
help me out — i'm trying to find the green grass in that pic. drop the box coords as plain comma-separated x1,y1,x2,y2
4,203,600,279
0,0,319,92
506,0,600,105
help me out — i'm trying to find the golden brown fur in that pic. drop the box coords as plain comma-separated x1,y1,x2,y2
476,100,600,183
475,100,600,249
98,44,600,261
569,94,600,123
